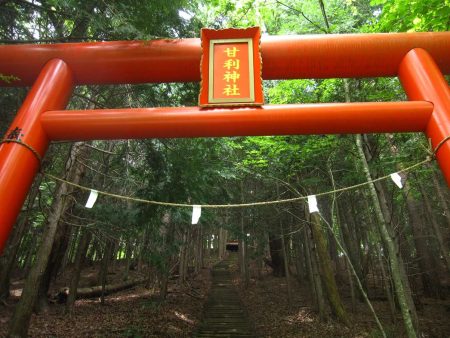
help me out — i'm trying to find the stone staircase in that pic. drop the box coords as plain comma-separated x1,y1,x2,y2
195,254,254,337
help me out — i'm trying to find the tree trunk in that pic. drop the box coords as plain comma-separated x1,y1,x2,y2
356,134,419,338
376,247,397,322
387,134,443,298
159,221,175,300
339,199,367,301
218,227,224,260
310,212,350,326
0,187,38,300
35,219,73,313
100,240,113,305
304,225,327,319
280,221,292,305
123,239,132,281
179,229,187,285
268,232,285,277
199,225,204,269
71,278,145,299
7,142,86,337
66,229,92,313
0,173,42,301
418,183,450,273
21,234,37,276
405,191,443,298
429,163,450,230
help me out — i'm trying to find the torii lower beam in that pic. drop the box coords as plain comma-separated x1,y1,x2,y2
41,102,433,139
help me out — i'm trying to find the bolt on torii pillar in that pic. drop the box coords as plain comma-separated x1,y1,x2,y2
0,32,450,254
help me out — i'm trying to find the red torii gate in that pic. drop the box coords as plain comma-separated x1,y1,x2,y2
0,32,449,252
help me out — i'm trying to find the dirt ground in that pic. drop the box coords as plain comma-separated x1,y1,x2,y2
1,260,449,337
238,270,450,338
0,265,211,337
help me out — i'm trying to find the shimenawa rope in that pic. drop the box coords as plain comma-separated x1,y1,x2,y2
42,134,450,209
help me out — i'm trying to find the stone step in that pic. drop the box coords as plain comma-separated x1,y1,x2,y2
195,254,254,338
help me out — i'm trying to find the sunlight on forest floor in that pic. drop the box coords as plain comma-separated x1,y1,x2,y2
239,267,450,337
0,268,211,337
284,309,315,325
174,310,195,324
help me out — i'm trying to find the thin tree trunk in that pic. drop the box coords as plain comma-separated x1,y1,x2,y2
124,239,132,281
405,190,442,298
387,134,443,298
179,229,187,285
418,183,450,273
268,232,285,277
64,227,80,270
100,240,113,305
239,182,248,286
199,225,204,269
310,212,350,326
376,247,397,322
7,142,86,337
244,236,250,285
304,225,326,319
0,179,40,301
159,221,175,300
339,199,366,291
35,219,73,313
356,134,418,338
280,221,292,305
66,229,92,313
429,163,450,229
21,234,37,276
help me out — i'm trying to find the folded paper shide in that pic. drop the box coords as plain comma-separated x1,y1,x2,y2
390,172,403,189
192,205,202,224
85,189,98,208
307,195,319,214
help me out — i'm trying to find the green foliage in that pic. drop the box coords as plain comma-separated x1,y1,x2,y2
0,73,19,84
2,6,449,332
369,0,450,32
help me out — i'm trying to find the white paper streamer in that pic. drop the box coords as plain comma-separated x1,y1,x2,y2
192,205,201,224
307,195,319,214
85,190,98,208
390,173,403,189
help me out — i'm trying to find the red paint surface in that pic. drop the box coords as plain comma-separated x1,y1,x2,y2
199,27,263,107
0,32,449,86
399,48,450,187
0,59,73,252
40,102,433,140
212,43,250,100
0,33,449,252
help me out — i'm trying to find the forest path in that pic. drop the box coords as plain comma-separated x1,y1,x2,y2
195,253,254,337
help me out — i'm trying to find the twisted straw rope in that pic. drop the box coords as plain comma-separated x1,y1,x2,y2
43,135,450,209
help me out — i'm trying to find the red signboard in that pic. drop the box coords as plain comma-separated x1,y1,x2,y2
199,27,263,107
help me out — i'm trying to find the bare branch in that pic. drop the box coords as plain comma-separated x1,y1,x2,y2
82,143,117,155
318,0,331,32
275,0,328,34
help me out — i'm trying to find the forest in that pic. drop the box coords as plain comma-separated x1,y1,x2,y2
0,0,449,337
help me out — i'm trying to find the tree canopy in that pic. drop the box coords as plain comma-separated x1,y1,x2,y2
0,1,449,337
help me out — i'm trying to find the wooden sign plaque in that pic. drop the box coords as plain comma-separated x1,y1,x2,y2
199,27,263,107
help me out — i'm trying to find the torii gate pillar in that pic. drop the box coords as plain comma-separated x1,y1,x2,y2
0,59,73,251
399,48,450,184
